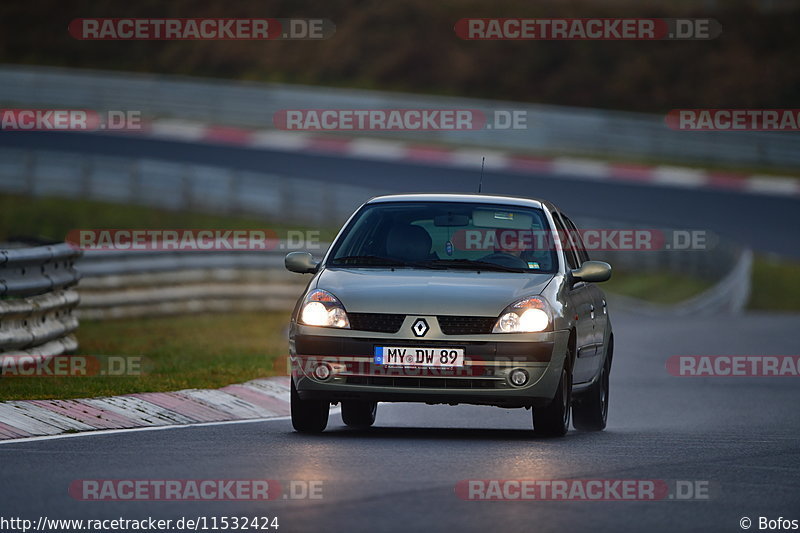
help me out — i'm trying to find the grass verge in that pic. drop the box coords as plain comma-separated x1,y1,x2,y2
749,256,800,311
602,271,714,305
0,312,289,401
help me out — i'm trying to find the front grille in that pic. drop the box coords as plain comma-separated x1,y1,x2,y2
348,313,405,333
345,376,499,389
437,315,497,335
347,314,497,334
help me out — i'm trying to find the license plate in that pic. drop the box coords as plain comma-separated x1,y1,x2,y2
374,347,464,367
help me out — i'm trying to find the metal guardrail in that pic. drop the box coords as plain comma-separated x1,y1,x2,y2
576,218,743,281
77,249,288,277
76,247,315,320
0,236,748,326
0,242,82,296
0,242,82,356
0,148,379,227
74,227,751,320
608,249,753,316
579,217,752,314
1,64,798,168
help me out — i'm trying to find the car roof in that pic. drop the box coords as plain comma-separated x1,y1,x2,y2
366,193,552,211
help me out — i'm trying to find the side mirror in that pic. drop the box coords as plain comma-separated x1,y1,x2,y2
285,252,319,274
571,260,612,283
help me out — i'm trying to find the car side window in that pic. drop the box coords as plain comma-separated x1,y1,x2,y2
551,213,579,270
563,215,591,264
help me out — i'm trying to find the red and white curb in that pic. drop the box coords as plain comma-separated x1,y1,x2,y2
131,118,800,198
0,376,291,440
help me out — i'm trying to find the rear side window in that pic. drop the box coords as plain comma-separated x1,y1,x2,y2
551,213,579,270
562,215,590,264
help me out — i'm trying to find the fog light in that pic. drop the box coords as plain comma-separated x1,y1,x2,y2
313,363,332,381
509,368,529,387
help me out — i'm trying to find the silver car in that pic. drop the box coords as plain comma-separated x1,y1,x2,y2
285,194,613,437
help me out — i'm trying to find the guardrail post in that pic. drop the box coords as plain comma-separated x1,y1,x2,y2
130,159,141,204
182,165,193,211
24,151,36,196
280,177,296,223
321,181,336,226
228,170,241,214
81,157,93,198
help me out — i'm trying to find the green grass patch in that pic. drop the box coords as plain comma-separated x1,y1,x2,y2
602,271,714,305
749,256,800,312
0,312,290,401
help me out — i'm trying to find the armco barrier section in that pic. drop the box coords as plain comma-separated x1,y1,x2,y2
75,248,312,319
0,242,82,356
74,232,750,320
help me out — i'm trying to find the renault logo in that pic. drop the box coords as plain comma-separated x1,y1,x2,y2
411,318,429,337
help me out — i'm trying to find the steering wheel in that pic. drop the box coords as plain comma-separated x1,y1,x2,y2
479,252,529,268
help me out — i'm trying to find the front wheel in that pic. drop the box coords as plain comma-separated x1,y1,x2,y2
341,401,377,428
532,365,571,437
573,352,610,431
291,380,329,433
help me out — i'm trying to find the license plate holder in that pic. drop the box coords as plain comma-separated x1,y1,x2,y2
374,347,465,367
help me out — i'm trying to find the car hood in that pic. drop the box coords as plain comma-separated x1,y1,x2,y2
314,268,554,316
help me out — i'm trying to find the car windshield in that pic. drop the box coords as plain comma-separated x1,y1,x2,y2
328,201,558,273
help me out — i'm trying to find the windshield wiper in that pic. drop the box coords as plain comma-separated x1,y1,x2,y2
329,255,443,269
424,259,527,273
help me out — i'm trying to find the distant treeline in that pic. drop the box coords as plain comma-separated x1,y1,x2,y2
1,0,798,112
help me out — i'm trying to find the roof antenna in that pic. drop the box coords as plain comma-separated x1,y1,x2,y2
478,156,485,193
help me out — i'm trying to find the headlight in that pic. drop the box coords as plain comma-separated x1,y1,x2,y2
492,296,552,333
299,289,350,328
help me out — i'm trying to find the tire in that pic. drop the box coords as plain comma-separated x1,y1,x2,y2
532,365,572,437
341,401,378,429
291,379,329,433
573,350,611,431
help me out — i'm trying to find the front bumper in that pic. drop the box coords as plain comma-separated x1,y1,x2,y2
289,322,570,408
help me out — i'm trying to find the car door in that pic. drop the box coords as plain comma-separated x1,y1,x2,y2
563,215,608,378
552,213,595,383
